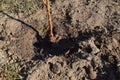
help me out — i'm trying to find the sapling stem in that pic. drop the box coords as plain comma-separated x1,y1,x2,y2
45,0,54,42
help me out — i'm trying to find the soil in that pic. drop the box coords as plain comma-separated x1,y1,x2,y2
0,0,120,80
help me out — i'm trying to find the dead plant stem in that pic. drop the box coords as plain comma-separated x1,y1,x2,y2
46,0,54,42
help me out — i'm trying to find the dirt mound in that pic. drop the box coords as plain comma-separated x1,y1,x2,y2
0,0,120,80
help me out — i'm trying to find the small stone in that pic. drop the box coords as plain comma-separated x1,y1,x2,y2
107,38,119,50
12,54,18,60
117,63,120,67
107,44,113,50
87,56,92,61
49,62,61,74
78,49,81,53
8,51,13,55
88,38,100,54
0,25,3,32
0,49,7,65
112,38,119,48
9,59,14,63
89,72,97,80
6,41,10,45
89,66,97,80
0,41,4,49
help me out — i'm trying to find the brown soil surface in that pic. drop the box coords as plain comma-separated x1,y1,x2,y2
0,0,120,80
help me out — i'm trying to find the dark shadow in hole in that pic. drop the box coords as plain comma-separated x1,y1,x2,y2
96,53,119,80
32,29,93,61
32,26,109,61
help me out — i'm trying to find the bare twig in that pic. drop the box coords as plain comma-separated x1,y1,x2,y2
44,0,55,42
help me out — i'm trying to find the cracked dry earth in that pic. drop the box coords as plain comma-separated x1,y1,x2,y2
0,0,120,80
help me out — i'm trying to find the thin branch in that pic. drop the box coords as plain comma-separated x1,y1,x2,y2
46,0,55,42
